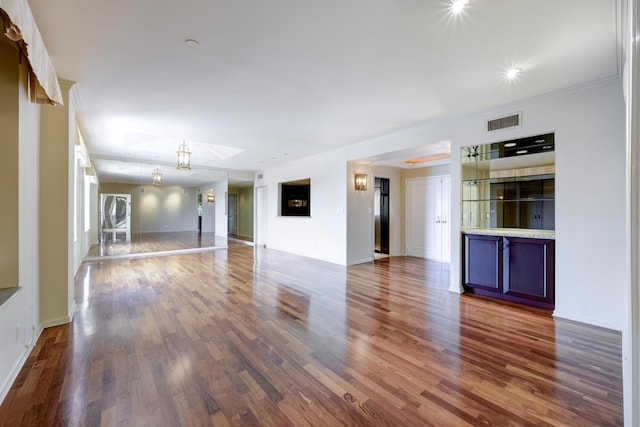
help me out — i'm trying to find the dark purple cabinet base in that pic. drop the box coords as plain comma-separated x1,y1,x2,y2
463,233,555,310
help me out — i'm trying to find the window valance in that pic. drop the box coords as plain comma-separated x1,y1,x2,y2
0,0,63,105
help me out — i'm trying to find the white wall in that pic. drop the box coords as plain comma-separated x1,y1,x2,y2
199,185,216,233
18,56,41,348
623,1,639,424
346,163,374,265
213,180,228,238
265,78,626,331
75,140,99,272
198,179,228,237
73,155,83,273
99,183,200,233
354,79,626,330
0,47,42,403
139,185,198,232
403,163,451,179
346,163,404,265
228,185,254,239
551,83,626,330
257,150,347,265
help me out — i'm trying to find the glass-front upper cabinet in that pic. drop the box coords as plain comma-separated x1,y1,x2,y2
461,133,555,231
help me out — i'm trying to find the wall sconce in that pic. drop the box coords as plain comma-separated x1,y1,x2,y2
354,173,367,191
176,140,191,170
206,192,215,203
151,168,162,186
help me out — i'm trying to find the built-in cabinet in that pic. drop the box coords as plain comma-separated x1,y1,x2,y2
463,232,555,309
406,176,450,262
461,133,555,310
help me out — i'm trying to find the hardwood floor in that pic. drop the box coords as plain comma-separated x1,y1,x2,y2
86,231,226,258
0,242,622,426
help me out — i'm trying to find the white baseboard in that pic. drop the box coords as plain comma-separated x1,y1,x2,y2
0,325,43,406
406,249,427,258
347,257,374,266
40,301,75,329
552,310,623,332
448,284,464,294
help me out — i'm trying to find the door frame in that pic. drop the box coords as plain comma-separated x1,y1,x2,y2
404,175,451,262
227,193,238,236
255,186,267,247
374,177,390,255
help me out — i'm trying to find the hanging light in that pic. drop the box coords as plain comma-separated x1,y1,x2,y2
152,168,162,186
176,140,191,170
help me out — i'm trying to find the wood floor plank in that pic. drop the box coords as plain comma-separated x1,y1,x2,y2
0,242,623,426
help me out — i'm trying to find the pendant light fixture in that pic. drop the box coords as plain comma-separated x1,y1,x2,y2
152,168,162,186
177,140,191,170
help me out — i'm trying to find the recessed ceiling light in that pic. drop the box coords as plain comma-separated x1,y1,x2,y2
185,38,200,48
451,0,469,14
504,142,517,148
516,149,528,155
506,68,521,79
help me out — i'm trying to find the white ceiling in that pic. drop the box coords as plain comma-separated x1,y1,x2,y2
27,0,620,184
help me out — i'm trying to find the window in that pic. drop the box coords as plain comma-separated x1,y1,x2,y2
280,178,310,216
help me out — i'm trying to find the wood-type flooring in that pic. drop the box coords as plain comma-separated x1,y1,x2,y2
86,231,227,258
0,242,623,426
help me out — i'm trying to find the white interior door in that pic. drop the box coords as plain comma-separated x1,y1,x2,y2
440,176,451,262
424,178,442,260
406,178,428,257
405,176,450,262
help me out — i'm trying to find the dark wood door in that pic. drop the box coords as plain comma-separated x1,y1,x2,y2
464,234,502,290
503,237,554,306
375,177,390,254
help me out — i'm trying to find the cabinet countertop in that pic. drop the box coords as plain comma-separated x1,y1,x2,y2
462,228,555,240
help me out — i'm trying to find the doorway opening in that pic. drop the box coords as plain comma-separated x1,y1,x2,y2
228,193,238,238
374,177,390,256
227,183,255,243
197,193,203,234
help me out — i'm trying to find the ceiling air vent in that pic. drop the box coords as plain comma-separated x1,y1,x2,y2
487,113,521,132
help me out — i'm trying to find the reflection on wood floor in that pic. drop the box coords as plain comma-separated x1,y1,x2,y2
87,231,227,257
0,242,622,426
228,233,254,243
